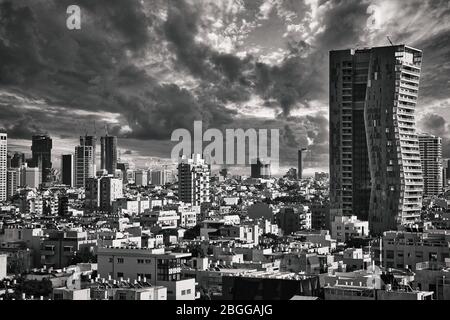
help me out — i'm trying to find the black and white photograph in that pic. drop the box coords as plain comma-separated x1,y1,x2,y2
0,0,449,312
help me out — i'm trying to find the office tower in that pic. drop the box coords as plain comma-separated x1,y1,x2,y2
10,152,25,168
151,170,169,186
24,166,41,188
101,135,117,175
330,45,423,235
250,158,271,179
298,148,307,179
419,133,443,197
178,154,210,206
0,131,7,201
6,169,20,199
75,141,95,188
135,170,148,186
61,154,74,187
31,134,52,184
80,135,97,172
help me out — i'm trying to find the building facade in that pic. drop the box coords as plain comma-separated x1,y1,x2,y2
61,154,74,187
0,132,7,201
101,135,118,175
419,133,443,198
75,142,95,188
330,45,423,235
178,154,210,206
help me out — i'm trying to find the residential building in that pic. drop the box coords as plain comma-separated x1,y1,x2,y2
97,247,196,300
330,45,423,234
331,215,369,243
0,131,7,201
178,154,210,206
419,133,443,197
75,139,95,188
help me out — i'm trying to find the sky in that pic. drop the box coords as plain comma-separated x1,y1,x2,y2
0,0,449,176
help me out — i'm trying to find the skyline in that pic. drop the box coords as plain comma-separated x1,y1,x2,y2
1,0,450,175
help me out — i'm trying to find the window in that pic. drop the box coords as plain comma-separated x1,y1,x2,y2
117,258,124,264
53,293,64,300
117,272,124,278
118,293,127,300
145,274,152,280
145,259,151,264
63,246,72,252
137,259,144,264
386,250,394,259
109,258,113,263
187,289,191,294
181,290,186,295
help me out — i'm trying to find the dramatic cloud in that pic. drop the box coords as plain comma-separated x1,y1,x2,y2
0,0,449,173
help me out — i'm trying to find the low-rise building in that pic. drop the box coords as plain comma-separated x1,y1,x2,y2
97,247,196,300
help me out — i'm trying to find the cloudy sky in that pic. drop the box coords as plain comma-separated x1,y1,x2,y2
0,0,449,176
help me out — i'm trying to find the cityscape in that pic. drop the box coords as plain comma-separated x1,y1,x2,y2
0,0,450,305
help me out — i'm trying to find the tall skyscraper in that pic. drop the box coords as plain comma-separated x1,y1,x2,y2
298,148,307,179
330,45,423,235
178,154,210,206
0,131,7,201
61,154,74,187
31,134,52,185
80,135,97,172
75,140,95,188
101,135,118,175
419,133,443,198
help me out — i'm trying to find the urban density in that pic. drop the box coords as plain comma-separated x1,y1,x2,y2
0,1,449,305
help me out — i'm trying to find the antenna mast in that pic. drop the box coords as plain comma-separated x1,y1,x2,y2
387,36,394,46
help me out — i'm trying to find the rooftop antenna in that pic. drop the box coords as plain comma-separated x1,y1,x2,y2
387,36,394,46
93,120,97,137
104,123,108,136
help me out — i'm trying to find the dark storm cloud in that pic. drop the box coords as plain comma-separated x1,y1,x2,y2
163,0,323,117
0,0,236,140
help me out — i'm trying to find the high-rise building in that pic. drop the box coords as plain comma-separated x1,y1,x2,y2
178,154,210,206
85,175,123,212
150,170,171,186
101,135,117,175
10,152,25,168
31,134,52,185
330,45,423,235
298,148,307,179
6,169,20,199
22,166,41,188
61,154,74,187
0,131,7,201
250,158,271,179
75,141,95,188
419,133,443,198
135,170,148,187
80,135,97,172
